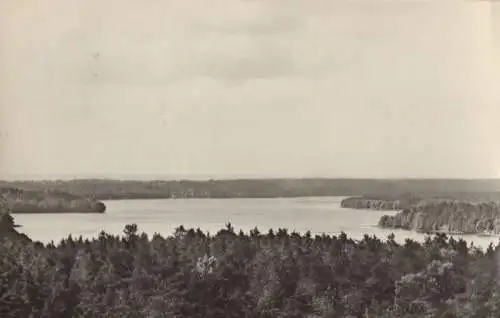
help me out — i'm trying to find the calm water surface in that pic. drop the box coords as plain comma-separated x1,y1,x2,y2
14,197,500,249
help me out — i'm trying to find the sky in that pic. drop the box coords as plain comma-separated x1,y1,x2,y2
1,0,500,180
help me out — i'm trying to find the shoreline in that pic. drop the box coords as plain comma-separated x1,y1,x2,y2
101,195,347,201
343,196,500,237
374,224,500,238
11,210,105,214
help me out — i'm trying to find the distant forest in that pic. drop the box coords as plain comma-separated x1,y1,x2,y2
2,179,500,200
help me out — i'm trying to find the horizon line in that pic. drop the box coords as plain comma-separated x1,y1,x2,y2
2,176,500,182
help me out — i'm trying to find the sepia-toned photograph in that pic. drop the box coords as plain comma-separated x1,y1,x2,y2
1,0,500,317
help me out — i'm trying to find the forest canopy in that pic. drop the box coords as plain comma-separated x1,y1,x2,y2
2,219,500,317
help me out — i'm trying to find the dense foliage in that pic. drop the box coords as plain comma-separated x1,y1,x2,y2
2,222,500,317
0,200,30,242
379,201,500,236
2,179,500,200
341,195,422,211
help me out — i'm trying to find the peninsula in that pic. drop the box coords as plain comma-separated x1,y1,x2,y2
340,193,500,236
378,200,500,235
0,187,106,214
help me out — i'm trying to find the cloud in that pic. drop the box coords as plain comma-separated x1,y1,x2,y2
1,0,499,179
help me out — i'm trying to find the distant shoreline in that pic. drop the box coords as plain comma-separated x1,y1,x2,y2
3,178,500,202
99,194,344,200
11,210,105,214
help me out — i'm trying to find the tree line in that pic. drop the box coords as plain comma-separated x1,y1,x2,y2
2,221,500,317
0,188,105,214
2,178,500,200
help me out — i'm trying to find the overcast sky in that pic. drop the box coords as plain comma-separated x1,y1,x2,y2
1,0,499,180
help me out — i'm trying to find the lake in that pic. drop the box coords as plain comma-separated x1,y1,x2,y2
13,197,500,249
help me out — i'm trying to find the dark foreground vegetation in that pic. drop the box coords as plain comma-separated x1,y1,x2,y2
2,178,500,200
3,217,500,317
0,201,31,242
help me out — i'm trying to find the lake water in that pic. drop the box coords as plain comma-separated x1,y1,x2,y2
13,197,500,249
